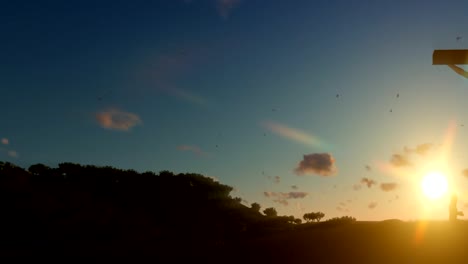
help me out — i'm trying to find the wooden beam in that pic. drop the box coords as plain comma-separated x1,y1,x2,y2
433,50,468,65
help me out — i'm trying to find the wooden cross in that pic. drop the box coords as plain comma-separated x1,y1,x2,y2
433,49,468,77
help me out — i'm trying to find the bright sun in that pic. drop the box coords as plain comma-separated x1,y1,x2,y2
421,172,448,199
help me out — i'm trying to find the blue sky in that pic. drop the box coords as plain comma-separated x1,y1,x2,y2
3,0,468,220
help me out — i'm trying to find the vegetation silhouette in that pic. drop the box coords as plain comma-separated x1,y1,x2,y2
3,161,468,262
304,212,325,222
0,161,311,258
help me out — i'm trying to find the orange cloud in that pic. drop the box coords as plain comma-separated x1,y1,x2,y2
462,169,468,178
361,177,377,188
294,153,336,176
380,182,398,192
390,154,412,167
404,143,433,156
1,138,8,145
96,108,142,131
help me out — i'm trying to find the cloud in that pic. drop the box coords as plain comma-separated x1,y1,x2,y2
291,185,298,190
294,153,336,176
389,143,433,168
263,191,308,199
404,143,433,156
287,192,308,199
390,154,412,167
368,202,378,209
361,178,377,188
273,176,280,184
1,138,8,145
7,150,18,158
273,199,288,206
380,182,398,192
462,169,468,178
336,206,343,212
177,145,207,156
96,108,142,131
264,191,308,206
263,121,321,147
217,0,241,19
140,50,208,106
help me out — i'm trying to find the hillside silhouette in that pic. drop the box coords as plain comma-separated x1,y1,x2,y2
0,161,305,259
3,161,468,263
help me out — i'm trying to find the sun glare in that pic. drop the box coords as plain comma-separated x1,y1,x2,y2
421,172,448,199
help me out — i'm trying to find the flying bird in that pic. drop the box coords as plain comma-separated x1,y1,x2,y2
389,109,392,113
457,36,462,41
336,93,340,98
396,93,399,98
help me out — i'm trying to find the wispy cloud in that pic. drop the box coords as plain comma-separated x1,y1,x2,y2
389,143,434,168
216,0,241,19
1,138,8,145
95,108,142,131
263,121,322,147
380,182,398,192
353,184,362,191
264,191,308,206
390,154,412,167
138,49,208,106
368,202,378,209
404,143,433,156
361,178,377,188
264,191,308,199
294,153,336,176
7,150,18,158
177,145,207,156
273,199,288,206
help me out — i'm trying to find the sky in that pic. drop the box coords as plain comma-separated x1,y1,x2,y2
3,0,468,221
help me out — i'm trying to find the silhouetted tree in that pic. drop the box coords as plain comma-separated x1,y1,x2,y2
263,207,277,217
251,202,261,212
28,163,51,176
304,212,325,222
294,218,302,224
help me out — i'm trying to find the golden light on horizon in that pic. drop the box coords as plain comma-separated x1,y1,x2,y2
421,171,448,200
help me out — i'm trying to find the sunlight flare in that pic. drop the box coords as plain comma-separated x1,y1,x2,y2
421,172,448,200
